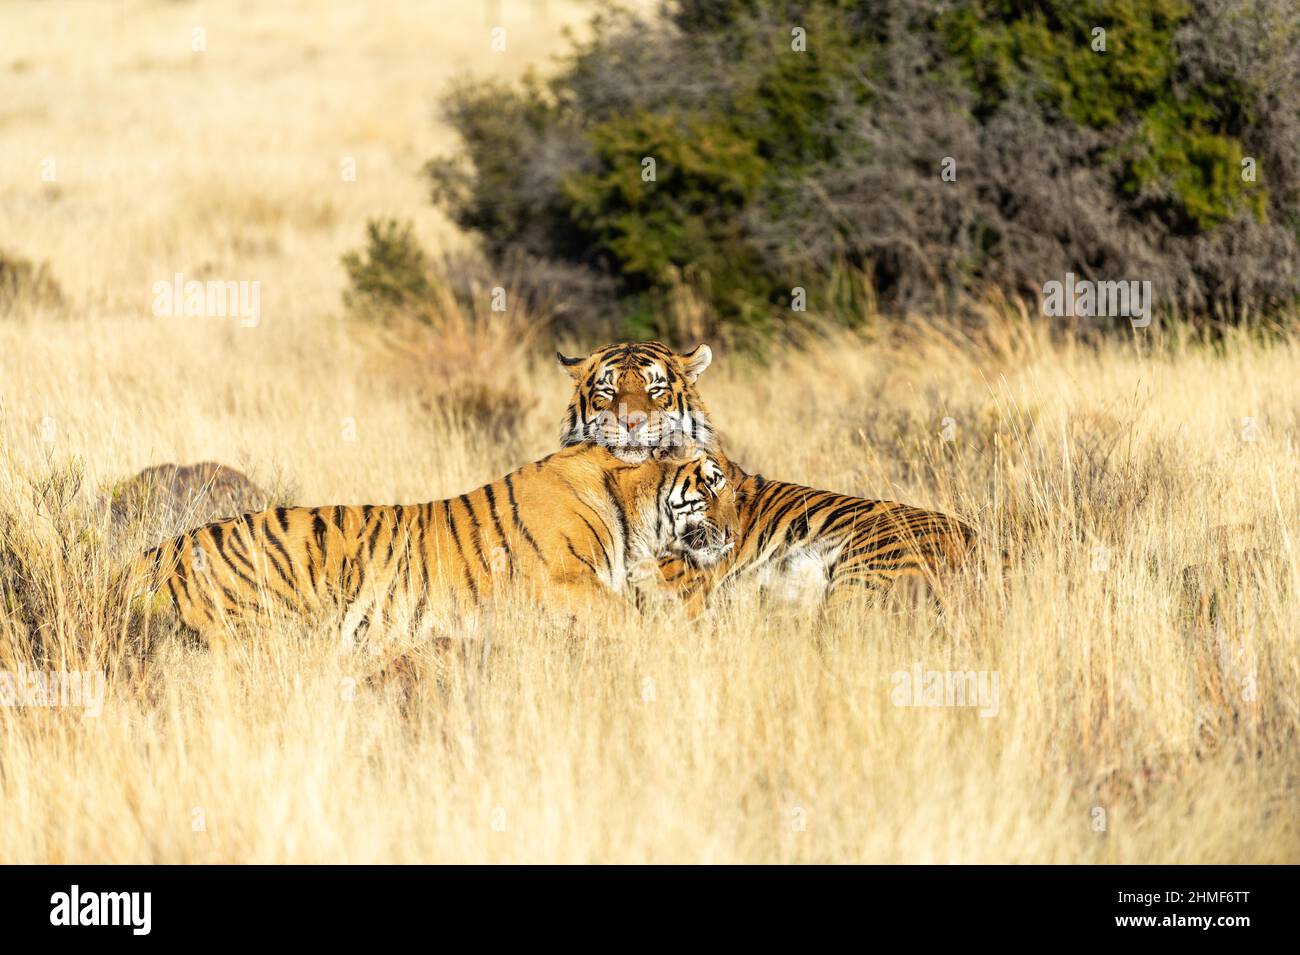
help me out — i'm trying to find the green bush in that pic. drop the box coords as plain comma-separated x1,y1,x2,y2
341,219,431,314
940,0,1265,230
426,0,1300,341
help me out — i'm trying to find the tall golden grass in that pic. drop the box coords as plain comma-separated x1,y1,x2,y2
1,0,1297,863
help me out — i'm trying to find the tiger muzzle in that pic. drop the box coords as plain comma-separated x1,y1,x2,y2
679,522,735,562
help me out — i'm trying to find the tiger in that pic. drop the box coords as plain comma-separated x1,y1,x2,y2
123,443,737,643
666,473,977,613
555,341,978,611
559,340,715,461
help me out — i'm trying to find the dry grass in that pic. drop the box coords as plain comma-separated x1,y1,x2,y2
0,0,607,317
1,0,1298,864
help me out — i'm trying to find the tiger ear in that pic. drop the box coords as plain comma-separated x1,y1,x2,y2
679,344,712,382
556,351,585,380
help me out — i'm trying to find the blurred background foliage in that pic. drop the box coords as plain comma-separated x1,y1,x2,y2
350,0,1300,346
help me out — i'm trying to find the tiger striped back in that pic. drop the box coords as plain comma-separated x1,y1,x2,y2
124,444,738,642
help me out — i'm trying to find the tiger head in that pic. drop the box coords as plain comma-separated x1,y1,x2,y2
558,341,715,463
658,447,738,568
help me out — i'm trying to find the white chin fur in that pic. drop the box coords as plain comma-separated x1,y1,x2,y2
610,446,650,463
679,539,733,567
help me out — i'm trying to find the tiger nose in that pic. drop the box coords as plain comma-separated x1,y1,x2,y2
623,411,648,433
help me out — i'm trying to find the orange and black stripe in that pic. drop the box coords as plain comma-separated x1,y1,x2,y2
124,444,738,639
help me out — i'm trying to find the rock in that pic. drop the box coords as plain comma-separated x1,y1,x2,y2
106,462,271,545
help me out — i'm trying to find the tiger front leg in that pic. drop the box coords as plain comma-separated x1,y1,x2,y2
539,554,639,628
652,554,720,618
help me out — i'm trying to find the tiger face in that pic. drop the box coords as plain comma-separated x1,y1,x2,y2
558,341,715,463
661,450,737,567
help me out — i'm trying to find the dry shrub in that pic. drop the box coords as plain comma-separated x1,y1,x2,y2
0,248,64,314
342,218,555,451
343,223,546,452
355,278,546,452
0,458,294,669
0,460,141,671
